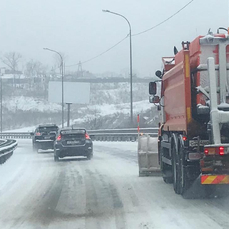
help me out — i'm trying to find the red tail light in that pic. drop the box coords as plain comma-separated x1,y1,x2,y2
219,146,224,155
182,136,187,141
85,133,90,139
36,132,41,136
56,135,61,141
204,146,225,155
204,149,209,155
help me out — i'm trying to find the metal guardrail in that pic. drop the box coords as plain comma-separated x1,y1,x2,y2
0,133,32,139
0,128,158,142
89,128,158,141
0,139,18,164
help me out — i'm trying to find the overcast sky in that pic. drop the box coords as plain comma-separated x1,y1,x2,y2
0,0,228,76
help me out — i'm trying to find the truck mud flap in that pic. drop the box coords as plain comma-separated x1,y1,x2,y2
201,175,229,185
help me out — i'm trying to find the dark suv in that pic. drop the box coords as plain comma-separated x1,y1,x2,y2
54,128,93,161
32,124,59,152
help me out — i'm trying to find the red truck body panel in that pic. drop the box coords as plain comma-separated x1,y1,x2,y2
163,62,186,132
162,35,229,135
163,49,191,134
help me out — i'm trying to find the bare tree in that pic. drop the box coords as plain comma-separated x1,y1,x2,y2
1,52,22,87
1,52,22,72
25,60,49,97
25,60,42,78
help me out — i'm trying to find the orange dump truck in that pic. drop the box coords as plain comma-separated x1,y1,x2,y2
149,29,229,195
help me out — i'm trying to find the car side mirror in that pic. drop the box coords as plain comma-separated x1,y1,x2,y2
149,82,157,95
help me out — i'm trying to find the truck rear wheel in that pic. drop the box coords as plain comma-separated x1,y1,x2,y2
163,172,173,184
178,143,188,195
160,144,173,184
172,143,181,194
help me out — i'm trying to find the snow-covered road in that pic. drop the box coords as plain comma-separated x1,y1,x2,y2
1,140,229,228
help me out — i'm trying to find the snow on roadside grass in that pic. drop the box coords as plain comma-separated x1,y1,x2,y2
4,126,37,132
4,96,61,112
88,100,152,116
72,100,153,125
4,95,152,116
4,98,153,131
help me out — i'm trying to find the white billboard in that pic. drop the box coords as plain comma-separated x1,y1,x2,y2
48,82,90,104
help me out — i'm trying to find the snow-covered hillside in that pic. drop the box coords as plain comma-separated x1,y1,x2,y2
90,83,149,104
2,82,158,130
79,100,152,117
4,96,61,112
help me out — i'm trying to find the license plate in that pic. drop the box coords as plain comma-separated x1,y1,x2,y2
189,140,209,147
67,140,80,144
44,136,50,140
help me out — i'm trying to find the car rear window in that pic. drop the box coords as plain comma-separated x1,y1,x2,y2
38,126,58,133
61,129,86,135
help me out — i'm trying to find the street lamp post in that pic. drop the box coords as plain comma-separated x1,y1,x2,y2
43,48,64,128
0,73,2,133
103,10,133,126
0,68,5,134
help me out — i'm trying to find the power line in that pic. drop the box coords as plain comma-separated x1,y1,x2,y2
66,35,128,68
132,0,194,36
65,0,194,68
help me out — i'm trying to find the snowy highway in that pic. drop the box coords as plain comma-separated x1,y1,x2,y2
1,140,229,228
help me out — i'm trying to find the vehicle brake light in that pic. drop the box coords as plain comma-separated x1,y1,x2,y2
56,135,61,141
204,146,225,156
85,133,90,139
204,148,209,155
182,136,187,141
36,132,41,136
219,146,224,155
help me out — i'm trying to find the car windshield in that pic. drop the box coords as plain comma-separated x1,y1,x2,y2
1,1,229,229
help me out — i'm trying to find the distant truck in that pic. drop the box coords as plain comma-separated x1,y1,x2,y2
149,28,229,195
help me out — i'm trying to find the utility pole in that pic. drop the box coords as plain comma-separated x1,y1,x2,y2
77,61,83,77
66,103,72,127
0,68,5,133
0,72,2,134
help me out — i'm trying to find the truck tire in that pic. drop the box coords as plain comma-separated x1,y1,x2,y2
172,142,181,194
178,143,188,195
163,174,173,183
160,144,173,184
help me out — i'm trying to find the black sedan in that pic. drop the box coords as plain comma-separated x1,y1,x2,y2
54,128,93,161
31,124,58,152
